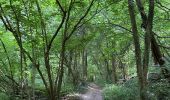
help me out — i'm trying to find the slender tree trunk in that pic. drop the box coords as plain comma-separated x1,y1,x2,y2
128,0,145,99
31,65,36,100
68,50,73,76
56,41,66,99
82,49,88,80
142,0,154,85
72,50,79,86
44,53,55,100
111,55,117,83
135,0,170,81
105,59,111,82
31,26,36,100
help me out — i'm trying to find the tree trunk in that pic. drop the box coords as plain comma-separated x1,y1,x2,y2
82,48,88,80
44,52,55,100
128,0,145,99
135,0,170,81
68,50,73,76
31,64,36,100
56,38,67,99
72,50,79,86
111,55,117,83
142,0,154,85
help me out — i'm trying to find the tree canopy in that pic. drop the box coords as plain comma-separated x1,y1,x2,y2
0,0,170,100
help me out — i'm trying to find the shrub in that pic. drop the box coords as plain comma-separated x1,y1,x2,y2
61,83,75,95
102,84,139,100
0,93,9,100
148,80,170,100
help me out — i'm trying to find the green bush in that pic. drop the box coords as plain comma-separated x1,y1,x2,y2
102,84,139,100
123,77,139,94
102,77,141,100
0,93,9,100
103,77,170,100
61,83,75,94
148,80,170,100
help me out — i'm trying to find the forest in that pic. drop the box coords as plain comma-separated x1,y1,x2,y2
0,0,170,100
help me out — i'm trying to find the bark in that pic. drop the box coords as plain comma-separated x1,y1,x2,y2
30,22,35,100
82,49,88,79
55,2,72,98
56,39,66,99
10,0,25,97
128,0,144,100
44,52,55,100
31,64,36,100
65,50,77,85
105,59,111,82
73,50,79,86
136,0,170,81
68,50,73,76
111,55,117,83
143,0,154,85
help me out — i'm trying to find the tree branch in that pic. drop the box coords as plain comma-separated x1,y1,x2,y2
47,12,66,52
66,0,95,40
56,0,65,13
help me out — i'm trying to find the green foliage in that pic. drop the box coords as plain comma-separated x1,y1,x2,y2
123,77,139,91
0,0,170,99
103,78,141,100
103,84,139,100
61,83,75,95
148,80,170,100
103,77,170,100
0,93,9,100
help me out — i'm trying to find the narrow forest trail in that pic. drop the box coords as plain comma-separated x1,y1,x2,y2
79,83,103,100
61,83,103,100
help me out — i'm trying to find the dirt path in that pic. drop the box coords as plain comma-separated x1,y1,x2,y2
79,83,103,100
61,83,103,100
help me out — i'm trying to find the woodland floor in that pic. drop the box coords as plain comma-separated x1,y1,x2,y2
62,83,103,100
79,83,103,100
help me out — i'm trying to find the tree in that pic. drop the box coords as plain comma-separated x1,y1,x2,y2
0,0,95,99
